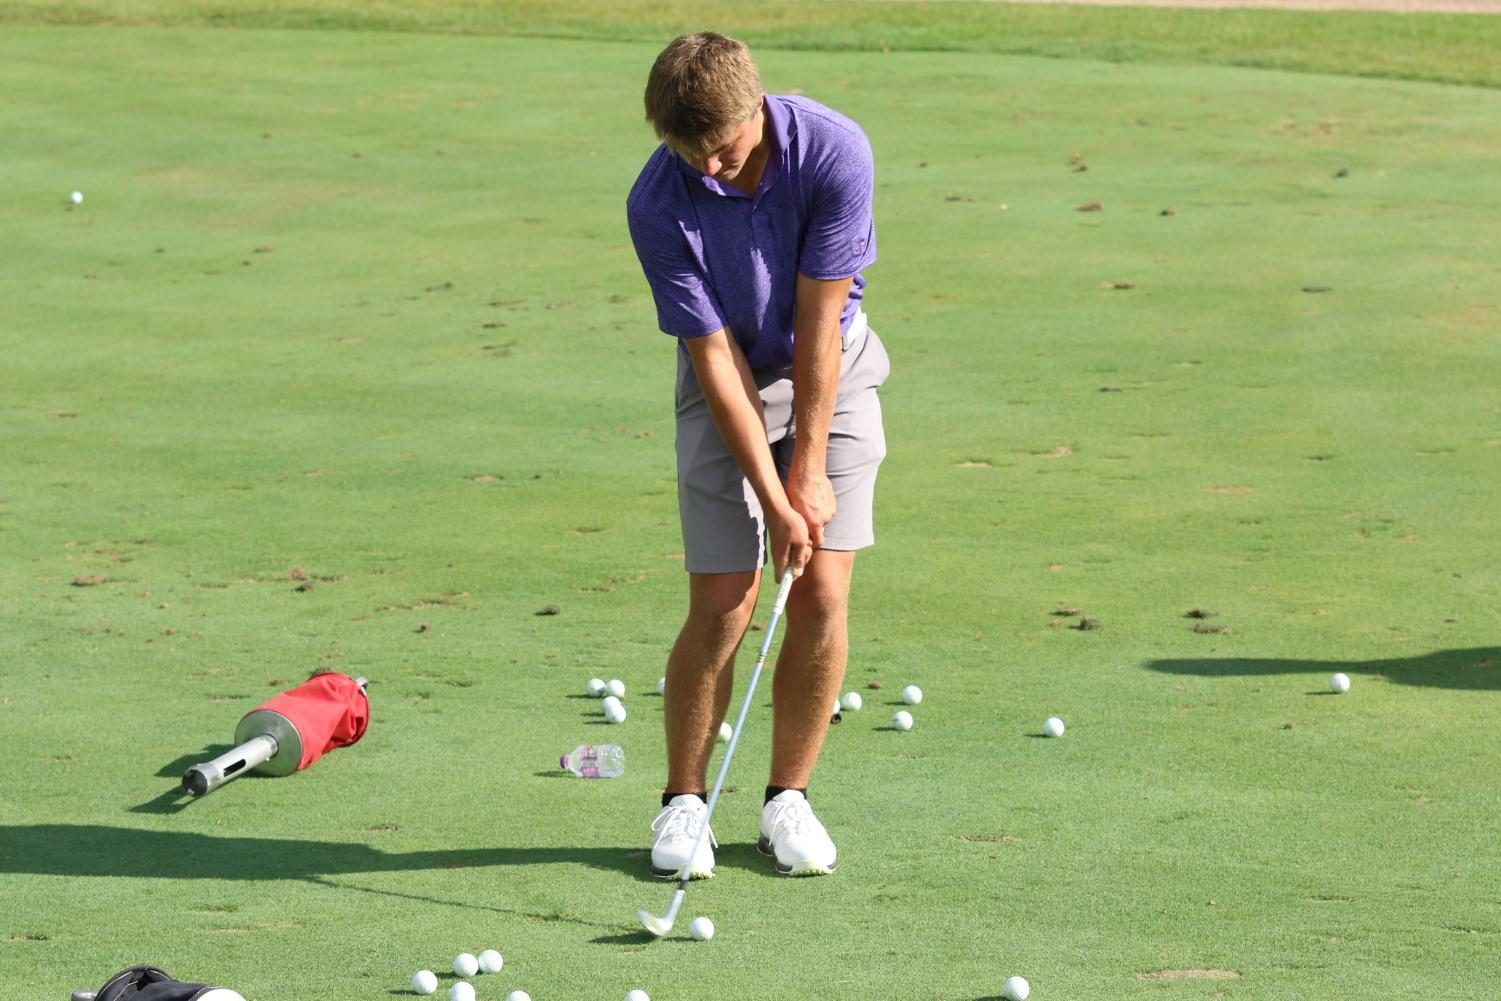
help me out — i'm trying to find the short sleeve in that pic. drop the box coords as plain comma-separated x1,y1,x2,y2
797,127,877,281
627,197,726,340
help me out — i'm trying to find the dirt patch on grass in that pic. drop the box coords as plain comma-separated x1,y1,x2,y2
1137,969,1242,980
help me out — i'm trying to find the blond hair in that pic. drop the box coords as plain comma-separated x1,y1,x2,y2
644,32,763,157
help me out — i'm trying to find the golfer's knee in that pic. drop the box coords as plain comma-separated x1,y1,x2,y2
786,569,850,624
685,572,759,635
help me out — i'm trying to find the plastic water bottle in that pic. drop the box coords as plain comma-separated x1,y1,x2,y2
561,744,624,778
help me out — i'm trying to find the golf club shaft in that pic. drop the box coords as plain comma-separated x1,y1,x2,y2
663,568,797,920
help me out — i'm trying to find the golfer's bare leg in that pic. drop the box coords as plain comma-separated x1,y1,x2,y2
664,569,760,793
769,549,856,788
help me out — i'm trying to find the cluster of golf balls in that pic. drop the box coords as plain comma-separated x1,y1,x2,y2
587,677,629,723
583,675,729,738
896,683,923,729
833,683,926,730
412,955,653,1001
410,950,508,999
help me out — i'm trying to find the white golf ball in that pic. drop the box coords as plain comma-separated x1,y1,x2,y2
901,684,924,705
601,694,622,713
1330,672,1351,694
1002,975,1031,1001
840,691,863,712
449,983,475,1001
70,190,83,205
832,696,842,717
505,992,531,1001
717,721,732,743
1043,716,1066,738
453,953,479,978
689,915,716,941
586,677,607,697
477,949,503,974
608,678,626,698
892,710,914,731
411,971,438,996
657,676,666,695
604,701,627,724
625,991,651,1001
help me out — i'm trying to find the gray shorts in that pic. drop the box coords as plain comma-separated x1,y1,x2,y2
675,315,891,574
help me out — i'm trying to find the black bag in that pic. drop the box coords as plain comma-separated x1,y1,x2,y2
81,965,220,1001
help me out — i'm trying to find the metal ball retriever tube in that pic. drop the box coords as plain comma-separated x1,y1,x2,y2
181,676,367,796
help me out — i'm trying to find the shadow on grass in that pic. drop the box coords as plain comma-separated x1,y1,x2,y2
302,875,626,930
0,825,654,885
130,789,198,815
713,841,782,880
591,929,663,946
154,747,235,779
0,826,764,937
1144,646,1501,692
587,928,715,946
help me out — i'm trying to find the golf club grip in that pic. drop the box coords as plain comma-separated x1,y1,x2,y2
770,566,795,616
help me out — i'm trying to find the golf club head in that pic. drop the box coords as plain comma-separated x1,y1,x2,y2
637,909,673,937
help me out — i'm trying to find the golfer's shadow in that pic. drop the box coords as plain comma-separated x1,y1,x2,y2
1144,645,1501,692
0,824,651,885
0,824,666,932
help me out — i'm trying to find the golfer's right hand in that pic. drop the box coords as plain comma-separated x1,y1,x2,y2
768,505,813,581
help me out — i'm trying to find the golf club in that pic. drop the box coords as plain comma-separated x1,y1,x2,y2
637,567,797,937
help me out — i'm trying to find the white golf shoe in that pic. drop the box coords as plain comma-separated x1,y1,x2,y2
757,790,838,876
649,794,716,879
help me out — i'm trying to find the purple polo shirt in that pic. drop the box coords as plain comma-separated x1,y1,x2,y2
626,93,877,372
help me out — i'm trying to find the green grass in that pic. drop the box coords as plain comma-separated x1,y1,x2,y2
2,0,1501,89
4,17,1501,1001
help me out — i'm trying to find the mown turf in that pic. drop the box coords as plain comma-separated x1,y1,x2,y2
3,20,1500,1001
2,0,1500,89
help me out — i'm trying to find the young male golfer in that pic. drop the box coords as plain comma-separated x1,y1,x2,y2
626,32,890,878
